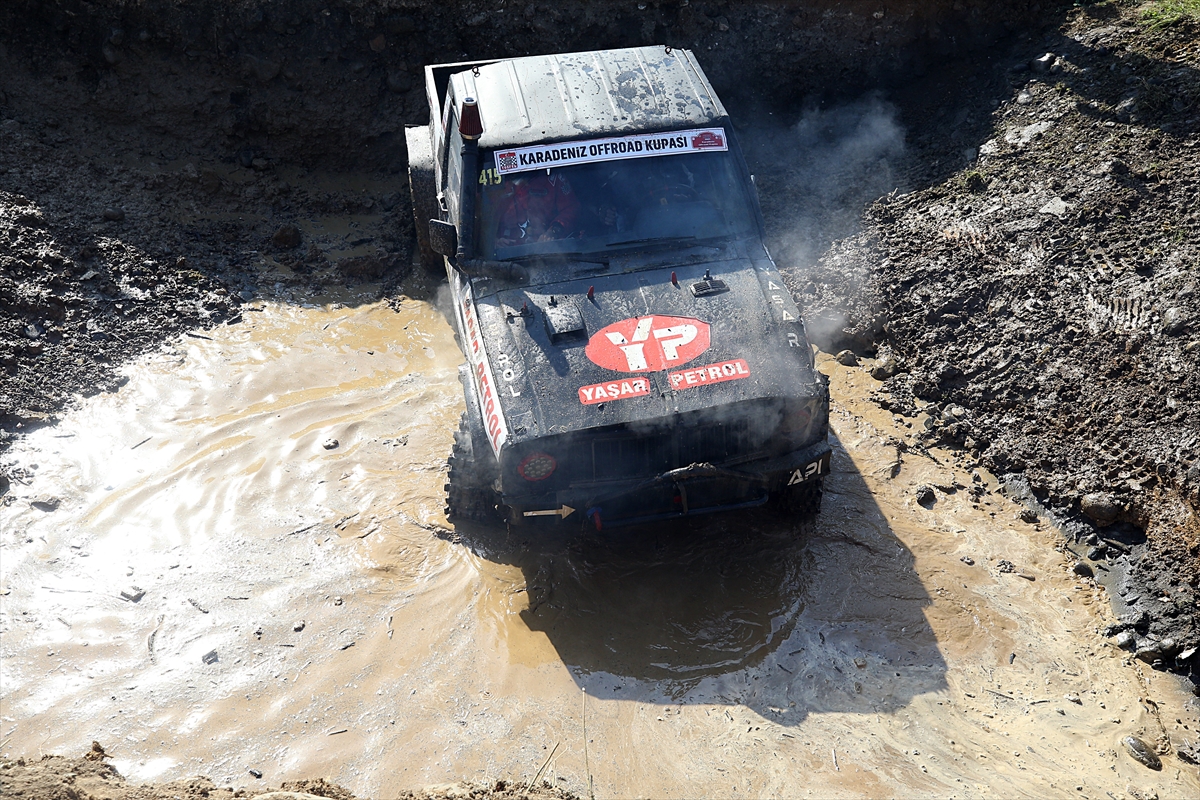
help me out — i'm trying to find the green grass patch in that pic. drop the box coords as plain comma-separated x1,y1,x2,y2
1142,0,1200,28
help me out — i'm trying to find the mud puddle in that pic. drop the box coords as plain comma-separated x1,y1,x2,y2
2,290,1198,798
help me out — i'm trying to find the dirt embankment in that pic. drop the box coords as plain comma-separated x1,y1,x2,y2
0,749,579,800
793,2,1200,683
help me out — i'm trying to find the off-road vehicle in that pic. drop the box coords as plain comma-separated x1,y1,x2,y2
405,46,830,529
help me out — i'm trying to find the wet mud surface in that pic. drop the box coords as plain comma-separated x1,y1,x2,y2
2,299,1199,798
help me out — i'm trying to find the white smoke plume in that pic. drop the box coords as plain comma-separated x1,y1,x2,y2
745,95,908,270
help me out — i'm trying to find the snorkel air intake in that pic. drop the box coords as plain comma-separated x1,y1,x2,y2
456,97,483,260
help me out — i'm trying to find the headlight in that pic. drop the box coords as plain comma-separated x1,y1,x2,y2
518,452,557,481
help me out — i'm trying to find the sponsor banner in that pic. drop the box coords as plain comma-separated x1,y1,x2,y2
578,377,651,405
460,288,508,457
669,358,751,390
586,315,710,373
494,128,728,175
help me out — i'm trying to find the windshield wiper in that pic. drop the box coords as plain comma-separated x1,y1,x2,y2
605,234,697,248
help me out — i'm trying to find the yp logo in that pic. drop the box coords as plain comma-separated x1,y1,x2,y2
585,315,710,373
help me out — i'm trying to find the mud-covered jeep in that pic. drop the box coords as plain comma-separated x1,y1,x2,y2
405,46,830,529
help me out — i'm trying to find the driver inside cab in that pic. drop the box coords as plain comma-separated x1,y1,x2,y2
494,172,580,246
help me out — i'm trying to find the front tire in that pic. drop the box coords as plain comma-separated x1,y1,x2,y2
445,413,503,524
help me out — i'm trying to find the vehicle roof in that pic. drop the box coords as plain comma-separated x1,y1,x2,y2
446,46,728,149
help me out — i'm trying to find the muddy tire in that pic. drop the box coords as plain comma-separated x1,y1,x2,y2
445,413,503,524
774,477,823,520
404,124,443,275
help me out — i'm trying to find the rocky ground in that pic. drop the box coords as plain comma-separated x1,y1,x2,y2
0,748,578,800
789,0,1200,685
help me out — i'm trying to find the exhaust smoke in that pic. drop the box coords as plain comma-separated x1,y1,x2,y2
745,96,907,349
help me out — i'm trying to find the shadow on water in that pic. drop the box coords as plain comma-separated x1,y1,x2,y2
446,430,947,725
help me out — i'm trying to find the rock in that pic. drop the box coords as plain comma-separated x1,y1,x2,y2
1162,307,1186,335
1135,638,1177,663
337,254,389,280
199,169,221,194
1121,736,1162,770
385,15,416,34
1065,693,1082,705
996,559,1017,574
1019,508,1039,524
961,556,975,566
272,224,302,249
244,55,281,83
120,587,145,602
293,620,305,632
1016,91,1034,105
1086,545,1107,561
1038,197,1069,217
202,649,219,664
915,485,935,506
102,208,125,222
369,34,386,53
1081,493,1120,526
322,438,339,450
1031,53,1055,73
386,69,412,93
1114,630,1136,649
30,495,60,511
1072,562,1094,578
249,768,263,779
870,350,901,380
835,349,858,366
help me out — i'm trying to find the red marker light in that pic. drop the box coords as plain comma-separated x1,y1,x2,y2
587,285,595,300
518,452,557,481
671,271,678,287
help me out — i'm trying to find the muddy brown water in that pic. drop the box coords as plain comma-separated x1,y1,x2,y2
2,291,1198,798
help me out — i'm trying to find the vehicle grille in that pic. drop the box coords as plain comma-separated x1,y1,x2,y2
584,417,765,484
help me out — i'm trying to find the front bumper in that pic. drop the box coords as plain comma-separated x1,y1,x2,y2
507,439,831,528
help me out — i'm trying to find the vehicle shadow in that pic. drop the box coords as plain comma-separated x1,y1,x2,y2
447,429,946,725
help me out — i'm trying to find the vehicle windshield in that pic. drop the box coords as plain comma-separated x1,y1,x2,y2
473,146,757,261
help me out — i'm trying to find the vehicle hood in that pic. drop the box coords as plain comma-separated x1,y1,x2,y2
469,248,822,447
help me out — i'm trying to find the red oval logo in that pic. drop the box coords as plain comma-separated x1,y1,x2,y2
585,315,711,373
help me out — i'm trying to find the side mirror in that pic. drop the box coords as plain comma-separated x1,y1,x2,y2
428,220,458,257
